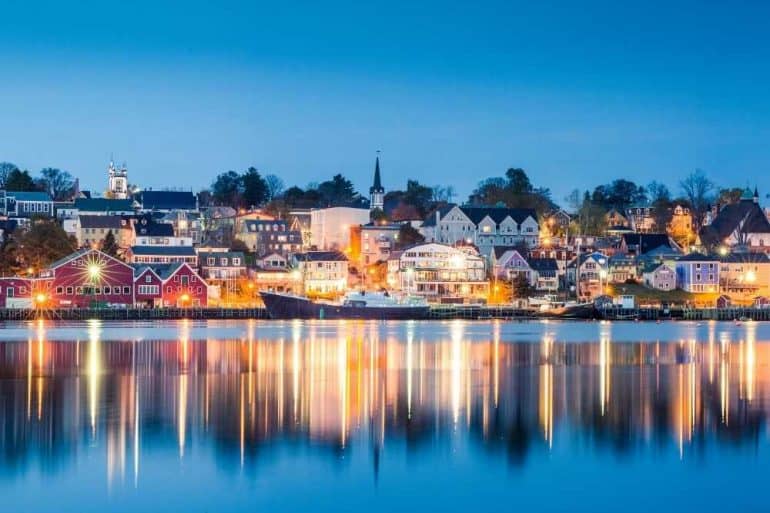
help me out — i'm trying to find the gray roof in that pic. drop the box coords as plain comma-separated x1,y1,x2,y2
701,197,770,245
6,191,52,202
75,198,134,212
135,190,197,211
79,215,124,229
423,205,537,228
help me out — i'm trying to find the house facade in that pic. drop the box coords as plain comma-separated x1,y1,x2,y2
675,253,719,293
389,243,489,303
642,263,676,291
291,251,349,296
420,205,539,255
0,191,54,221
719,253,770,299
309,207,370,251
237,219,303,256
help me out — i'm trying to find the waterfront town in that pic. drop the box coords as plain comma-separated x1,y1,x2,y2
0,157,768,311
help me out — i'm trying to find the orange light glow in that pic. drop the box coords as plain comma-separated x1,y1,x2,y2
35,293,47,304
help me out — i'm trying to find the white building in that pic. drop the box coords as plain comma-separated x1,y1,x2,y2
420,205,539,256
310,207,370,251
107,160,129,199
388,243,489,303
291,251,349,296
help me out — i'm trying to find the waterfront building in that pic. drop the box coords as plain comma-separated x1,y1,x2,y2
256,252,288,270
675,253,719,293
641,262,676,291
133,262,208,307
419,205,539,256
37,248,135,308
291,251,349,296
134,217,192,246
0,277,32,308
310,207,370,251
528,258,559,292
250,268,301,295
0,190,54,222
719,252,770,299
369,154,385,214
389,243,489,303
568,252,609,299
491,247,531,282
237,219,303,256
107,160,129,199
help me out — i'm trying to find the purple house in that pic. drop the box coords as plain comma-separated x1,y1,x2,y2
675,253,719,293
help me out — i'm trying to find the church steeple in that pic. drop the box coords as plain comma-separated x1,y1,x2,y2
369,151,385,212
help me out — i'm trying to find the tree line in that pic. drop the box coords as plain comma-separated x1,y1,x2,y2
0,162,77,201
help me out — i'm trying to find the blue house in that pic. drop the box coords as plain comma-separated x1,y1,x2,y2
675,253,719,293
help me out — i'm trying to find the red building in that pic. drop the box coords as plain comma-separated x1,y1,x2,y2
38,248,135,308
133,262,208,307
0,277,32,308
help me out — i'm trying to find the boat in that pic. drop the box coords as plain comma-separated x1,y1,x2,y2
538,301,600,319
261,290,430,320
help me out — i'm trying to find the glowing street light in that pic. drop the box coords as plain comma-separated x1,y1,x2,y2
35,293,47,306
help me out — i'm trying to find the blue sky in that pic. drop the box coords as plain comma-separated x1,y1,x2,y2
1,0,769,203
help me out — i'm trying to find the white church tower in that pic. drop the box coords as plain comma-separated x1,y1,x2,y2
369,152,385,213
107,159,128,199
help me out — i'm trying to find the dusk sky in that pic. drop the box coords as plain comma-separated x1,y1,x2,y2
1,0,769,204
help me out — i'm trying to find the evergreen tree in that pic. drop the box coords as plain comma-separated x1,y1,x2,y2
101,230,120,258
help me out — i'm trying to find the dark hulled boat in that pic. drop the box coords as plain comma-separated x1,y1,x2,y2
261,291,431,320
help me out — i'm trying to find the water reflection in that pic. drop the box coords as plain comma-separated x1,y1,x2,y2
0,320,768,491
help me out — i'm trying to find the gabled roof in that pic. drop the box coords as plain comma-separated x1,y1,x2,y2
75,198,134,212
420,205,456,227
492,245,518,259
135,190,196,211
130,245,196,256
134,219,175,236
79,215,124,229
6,191,52,202
460,206,537,226
293,250,348,262
133,262,206,282
47,248,132,271
642,262,673,274
700,198,770,245
620,233,674,254
528,258,558,272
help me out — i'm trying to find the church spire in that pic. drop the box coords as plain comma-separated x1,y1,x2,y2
369,151,385,213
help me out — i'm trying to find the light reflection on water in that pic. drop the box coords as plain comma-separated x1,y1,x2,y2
1,319,770,512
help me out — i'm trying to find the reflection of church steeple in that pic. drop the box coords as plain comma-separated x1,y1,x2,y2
369,152,385,213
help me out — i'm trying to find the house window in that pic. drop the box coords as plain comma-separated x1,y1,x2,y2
123,286,131,295
103,286,111,295
197,286,202,293
232,258,241,266
19,286,26,294
174,275,179,282
207,257,215,266
145,275,152,283
221,258,228,266
166,286,172,293
94,287,101,295
56,286,64,294
76,287,83,295
6,288,13,298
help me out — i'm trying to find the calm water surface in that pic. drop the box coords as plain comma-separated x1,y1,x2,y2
1,319,769,512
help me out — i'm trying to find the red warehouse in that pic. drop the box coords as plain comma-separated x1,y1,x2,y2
38,248,135,308
133,262,208,307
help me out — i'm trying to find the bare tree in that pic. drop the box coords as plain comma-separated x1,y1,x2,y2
0,162,19,189
680,169,714,229
265,174,285,200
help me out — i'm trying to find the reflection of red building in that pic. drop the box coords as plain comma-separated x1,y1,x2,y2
133,262,208,307
38,248,135,307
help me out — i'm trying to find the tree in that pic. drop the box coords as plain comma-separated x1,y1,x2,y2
511,274,533,299
211,171,242,207
505,168,533,194
265,174,285,200
5,169,38,192
576,191,607,235
469,168,556,216
317,174,363,207
647,181,670,203
370,208,387,222
592,179,646,211
717,187,744,206
395,224,425,249
680,169,714,229
15,219,77,270
0,162,19,189
432,185,455,203
241,167,269,208
100,230,120,258
39,167,75,200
